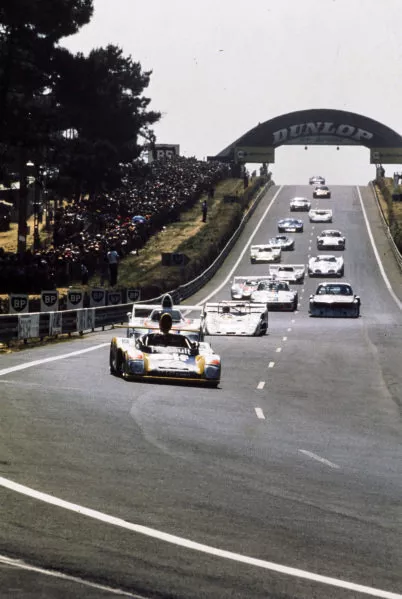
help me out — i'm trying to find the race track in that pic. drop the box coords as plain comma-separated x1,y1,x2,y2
1,184,402,599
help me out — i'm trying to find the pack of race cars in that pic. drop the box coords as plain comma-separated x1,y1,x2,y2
109,177,361,386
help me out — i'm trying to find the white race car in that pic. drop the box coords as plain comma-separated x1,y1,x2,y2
230,276,261,300
128,294,204,339
203,301,268,336
309,176,325,185
289,197,311,211
317,229,345,250
268,264,306,284
308,255,344,277
309,209,333,223
250,278,298,311
309,282,360,317
266,235,295,251
250,244,281,263
313,185,331,198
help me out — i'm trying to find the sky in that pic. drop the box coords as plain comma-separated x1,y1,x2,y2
62,0,402,185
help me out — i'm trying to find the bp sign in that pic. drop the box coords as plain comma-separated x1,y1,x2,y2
9,294,29,314
41,290,59,312
67,289,84,310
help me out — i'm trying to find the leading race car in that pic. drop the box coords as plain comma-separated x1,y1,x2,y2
110,312,221,386
313,185,331,198
317,229,345,250
266,234,295,251
277,218,304,233
289,197,311,211
203,301,268,336
268,264,306,283
250,278,298,311
309,208,333,223
308,254,344,277
128,293,204,339
309,175,325,185
230,276,261,300
250,244,281,263
309,282,360,317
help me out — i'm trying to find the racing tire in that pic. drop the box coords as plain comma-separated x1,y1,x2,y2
110,349,123,377
338,267,344,277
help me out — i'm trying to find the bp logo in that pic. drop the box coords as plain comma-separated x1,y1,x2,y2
108,291,121,305
68,291,83,306
127,288,141,302
9,294,28,313
41,291,59,311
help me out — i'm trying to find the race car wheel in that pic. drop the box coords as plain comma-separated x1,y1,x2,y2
110,349,123,376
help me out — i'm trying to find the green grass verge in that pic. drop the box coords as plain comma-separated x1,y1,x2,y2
374,178,402,251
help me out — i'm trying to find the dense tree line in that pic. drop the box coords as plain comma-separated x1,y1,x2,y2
0,0,160,251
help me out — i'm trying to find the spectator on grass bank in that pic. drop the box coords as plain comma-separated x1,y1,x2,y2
99,254,109,286
202,199,208,223
107,247,119,286
81,263,89,285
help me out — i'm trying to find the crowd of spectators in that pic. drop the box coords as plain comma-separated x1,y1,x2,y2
0,156,230,294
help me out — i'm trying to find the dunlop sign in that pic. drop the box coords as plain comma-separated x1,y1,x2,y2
90,288,106,307
41,290,59,312
67,289,84,310
9,294,29,314
272,122,374,145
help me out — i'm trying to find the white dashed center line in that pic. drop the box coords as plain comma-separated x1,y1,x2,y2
291,319,296,324
299,450,340,469
255,407,265,420
257,381,265,390
268,361,275,368
282,336,287,341
287,328,292,332
276,347,282,353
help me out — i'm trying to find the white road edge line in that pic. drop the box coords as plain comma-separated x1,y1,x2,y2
255,407,265,419
257,381,265,390
0,554,142,598
0,343,110,377
197,186,284,304
0,476,400,599
299,450,340,469
356,186,402,310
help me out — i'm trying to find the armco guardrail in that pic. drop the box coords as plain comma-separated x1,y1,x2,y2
0,179,273,345
370,181,402,271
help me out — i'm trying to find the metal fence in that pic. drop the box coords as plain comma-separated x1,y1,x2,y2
0,180,273,345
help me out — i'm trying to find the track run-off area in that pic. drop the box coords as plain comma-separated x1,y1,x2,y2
1,184,402,599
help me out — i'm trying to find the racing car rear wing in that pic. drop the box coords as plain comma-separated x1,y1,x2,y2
204,301,267,314
268,264,306,275
130,302,203,319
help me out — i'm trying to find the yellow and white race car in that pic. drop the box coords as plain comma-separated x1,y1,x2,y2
110,312,221,386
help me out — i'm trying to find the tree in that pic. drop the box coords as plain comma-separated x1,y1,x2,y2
0,0,93,252
53,44,160,196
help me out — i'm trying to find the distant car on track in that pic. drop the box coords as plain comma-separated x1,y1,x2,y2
278,218,304,233
309,176,325,185
309,208,333,223
266,235,295,251
250,244,281,263
308,255,344,277
309,282,360,317
269,264,306,284
203,301,268,336
313,185,331,198
230,277,261,300
289,197,311,211
250,279,298,311
317,229,345,250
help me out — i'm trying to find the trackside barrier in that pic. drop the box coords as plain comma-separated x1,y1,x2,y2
370,181,402,272
0,180,273,345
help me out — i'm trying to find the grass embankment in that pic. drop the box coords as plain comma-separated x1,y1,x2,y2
93,176,266,298
0,214,49,252
374,178,402,252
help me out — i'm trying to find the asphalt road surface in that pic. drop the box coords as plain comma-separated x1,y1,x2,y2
1,184,401,599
